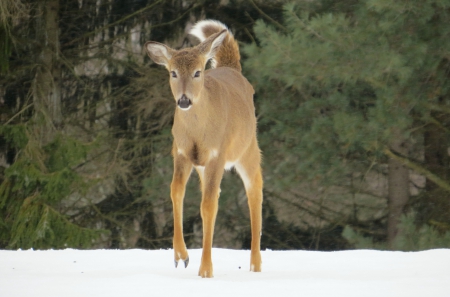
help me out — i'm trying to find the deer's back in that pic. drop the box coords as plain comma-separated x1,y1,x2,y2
204,66,256,141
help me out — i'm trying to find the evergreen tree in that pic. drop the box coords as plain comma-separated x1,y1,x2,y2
1,0,195,249
244,0,450,248
1,0,291,250
343,212,450,250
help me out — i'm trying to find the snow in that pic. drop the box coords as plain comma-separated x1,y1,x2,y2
1,248,449,297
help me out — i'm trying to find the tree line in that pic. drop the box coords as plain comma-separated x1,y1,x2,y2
1,0,449,251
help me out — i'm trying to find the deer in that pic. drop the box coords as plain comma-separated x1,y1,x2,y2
145,19,263,278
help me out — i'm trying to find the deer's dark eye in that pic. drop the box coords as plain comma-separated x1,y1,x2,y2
171,71,177,78
194,71,201,78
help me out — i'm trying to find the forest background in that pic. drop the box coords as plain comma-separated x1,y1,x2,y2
1,0,450,252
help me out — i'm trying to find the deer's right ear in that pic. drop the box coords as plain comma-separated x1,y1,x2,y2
145,42,174,68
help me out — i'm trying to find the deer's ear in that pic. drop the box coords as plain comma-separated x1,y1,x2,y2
197,29,227,62
145,41,174,68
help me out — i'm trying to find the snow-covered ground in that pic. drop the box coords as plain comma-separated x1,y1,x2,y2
1,248,449,297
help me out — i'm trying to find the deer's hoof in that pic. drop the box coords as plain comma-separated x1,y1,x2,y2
175,256,189,268
198,263,214,278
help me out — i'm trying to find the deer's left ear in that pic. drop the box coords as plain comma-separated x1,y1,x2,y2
145,41,174,68
196,29,227,62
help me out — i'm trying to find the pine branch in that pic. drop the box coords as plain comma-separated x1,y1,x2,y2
63,0,164,47
4,103,33,125
427,116,450,133
64,0,201,49
248,0,287,32
384,148,450,193
425,102,450,115
429,219,450,231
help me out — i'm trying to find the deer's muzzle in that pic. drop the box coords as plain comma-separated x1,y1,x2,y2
177,94,192,110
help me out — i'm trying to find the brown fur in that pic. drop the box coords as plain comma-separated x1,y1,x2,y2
196,22,242,71
145,20,262,278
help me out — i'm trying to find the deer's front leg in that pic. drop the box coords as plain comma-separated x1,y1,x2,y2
198,159,225,278
171,152,192,268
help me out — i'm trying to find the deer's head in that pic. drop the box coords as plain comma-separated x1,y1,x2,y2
145,30,227,110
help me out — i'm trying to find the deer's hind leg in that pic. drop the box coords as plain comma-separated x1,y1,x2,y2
235,140,263,272
171,148,193,268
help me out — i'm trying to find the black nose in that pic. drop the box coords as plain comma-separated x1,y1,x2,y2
177,94,192,109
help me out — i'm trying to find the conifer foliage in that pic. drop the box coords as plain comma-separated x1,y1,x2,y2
244,0,450,247
0,0,290,250
0,0,202,249
0,126,105,249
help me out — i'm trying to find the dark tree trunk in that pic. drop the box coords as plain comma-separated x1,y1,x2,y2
421,109,450,225
33,0,62,140
387,133,410,248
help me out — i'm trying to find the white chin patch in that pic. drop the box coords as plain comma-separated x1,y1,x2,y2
178,105,192,111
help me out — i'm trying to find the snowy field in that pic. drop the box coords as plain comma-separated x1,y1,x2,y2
1,248,449,297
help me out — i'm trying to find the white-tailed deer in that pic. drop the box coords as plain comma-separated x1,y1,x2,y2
145,20,262,278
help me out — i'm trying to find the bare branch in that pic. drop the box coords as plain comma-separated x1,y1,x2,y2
384,148,450,193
